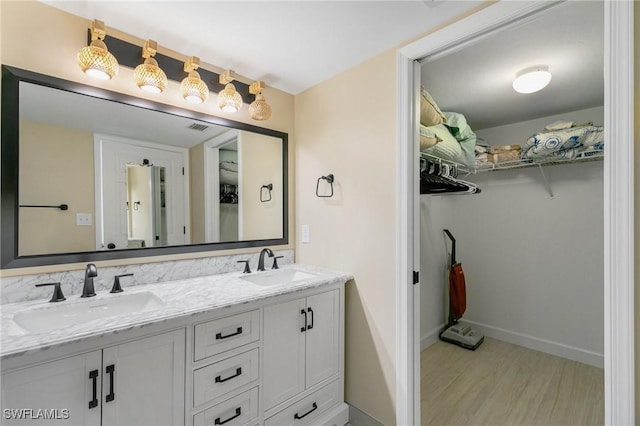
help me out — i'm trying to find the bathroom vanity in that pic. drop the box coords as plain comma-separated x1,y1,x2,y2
0,265,351,426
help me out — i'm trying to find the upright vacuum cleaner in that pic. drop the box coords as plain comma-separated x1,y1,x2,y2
439,229,484,350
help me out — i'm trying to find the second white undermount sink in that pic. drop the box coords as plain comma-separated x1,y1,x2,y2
240,268,317,286
13,291,166,333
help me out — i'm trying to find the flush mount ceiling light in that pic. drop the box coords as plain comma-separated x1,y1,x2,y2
248,81,272,121
180,56,209,104
218,70,243,113
77,20,119,80
134,40,168,94
512,66,552,94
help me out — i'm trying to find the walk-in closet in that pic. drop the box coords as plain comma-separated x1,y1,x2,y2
418,2,604,424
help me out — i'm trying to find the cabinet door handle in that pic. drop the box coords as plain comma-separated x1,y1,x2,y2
215,367,242,383
89,369,99,409
106,364,115,402
294,402,318,420
214,407,241,425
216,327,243,340
300,309,307,332
307,307,314,330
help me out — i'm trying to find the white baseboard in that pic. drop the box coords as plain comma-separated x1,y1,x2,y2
420,324,445,351
420,321,603,368
464,320,604,368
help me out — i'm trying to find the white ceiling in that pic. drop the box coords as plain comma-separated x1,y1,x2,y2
41,0,483,94
421,1,604,130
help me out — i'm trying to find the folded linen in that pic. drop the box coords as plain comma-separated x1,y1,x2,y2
523,123,604,159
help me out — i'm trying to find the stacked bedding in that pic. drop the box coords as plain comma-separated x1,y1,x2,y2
523,120,604,160
417,86,604,167
419,87,477,168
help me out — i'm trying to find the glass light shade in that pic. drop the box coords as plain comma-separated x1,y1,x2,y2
181,71,209,104
512,68,552,94
249,94,272,121
218,83,243,112
134,57,167,93
77,40,119,80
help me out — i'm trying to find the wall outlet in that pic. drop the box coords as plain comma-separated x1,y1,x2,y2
76,213,92,226
301,225,310,243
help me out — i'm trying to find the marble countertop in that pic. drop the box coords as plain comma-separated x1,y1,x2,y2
0,264,352,360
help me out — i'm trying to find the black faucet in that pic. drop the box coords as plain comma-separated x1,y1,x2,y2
257,248,274,271
81,263,98,297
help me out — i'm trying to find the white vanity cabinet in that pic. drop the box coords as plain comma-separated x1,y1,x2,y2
2,269,350,426
262,289,341,418
2,351,102,425
1,329,185,426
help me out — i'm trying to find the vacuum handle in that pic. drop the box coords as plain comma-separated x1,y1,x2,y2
443,229,456,265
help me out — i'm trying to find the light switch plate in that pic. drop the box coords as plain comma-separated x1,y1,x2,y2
301,225,310,243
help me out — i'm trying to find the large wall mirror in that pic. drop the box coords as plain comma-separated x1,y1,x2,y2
1,66,288,269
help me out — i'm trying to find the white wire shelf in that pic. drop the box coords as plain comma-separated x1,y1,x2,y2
420,150,603,175
420,150,604,198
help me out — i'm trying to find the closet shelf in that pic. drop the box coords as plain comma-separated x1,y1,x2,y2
420,151,603,198
420,151,603,175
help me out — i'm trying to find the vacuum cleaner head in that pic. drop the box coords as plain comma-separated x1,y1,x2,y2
439,322,484,351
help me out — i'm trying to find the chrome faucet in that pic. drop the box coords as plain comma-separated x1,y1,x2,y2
81,263,98,297
257,248,274,271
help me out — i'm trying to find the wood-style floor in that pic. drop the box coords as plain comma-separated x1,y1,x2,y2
420,338,604,426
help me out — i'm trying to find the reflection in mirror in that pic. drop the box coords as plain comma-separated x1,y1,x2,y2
126,164,167,248
2,66,288,268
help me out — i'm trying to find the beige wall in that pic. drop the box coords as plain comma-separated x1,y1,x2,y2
295,49,398,425
240,131,283,240
18,120,95,255
1,0,295,276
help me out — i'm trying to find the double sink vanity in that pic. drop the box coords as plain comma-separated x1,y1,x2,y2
0,66,348,425
1,263,351,426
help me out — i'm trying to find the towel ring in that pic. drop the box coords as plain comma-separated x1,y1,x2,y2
316,174,334,198
260,183,273,202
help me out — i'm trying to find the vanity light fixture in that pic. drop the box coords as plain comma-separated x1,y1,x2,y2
217,70,243,112
134,40,168,94
180,56,209,104
248,81,272,121
512,66,552,94
77,20,119,80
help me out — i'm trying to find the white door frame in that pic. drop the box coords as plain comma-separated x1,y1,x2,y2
395,2,635,425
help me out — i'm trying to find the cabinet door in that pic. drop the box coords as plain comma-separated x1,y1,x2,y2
305,290,340,388
1,351,102,425
101,329,185,426
262,297,306,410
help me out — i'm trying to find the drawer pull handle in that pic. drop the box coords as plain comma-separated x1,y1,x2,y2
294,402,318,420
307,307,314,330
216,327,243,340
106,364,115,402
301,309,307,333
215,367,242,383
89,369,98,409
215,407,241,425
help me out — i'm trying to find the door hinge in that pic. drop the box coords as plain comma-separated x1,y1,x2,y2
183,226,186,235
413,271,419,285
182,167,185,175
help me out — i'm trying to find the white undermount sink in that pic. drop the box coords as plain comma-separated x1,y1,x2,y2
240,268,318,286
13,291,166,333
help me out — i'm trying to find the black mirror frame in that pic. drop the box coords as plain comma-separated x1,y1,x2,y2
1,65,289,269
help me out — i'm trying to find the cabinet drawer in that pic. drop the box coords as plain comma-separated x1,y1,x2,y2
194,310,260,361
193,387,258,426
193,348,259,407
265,380,340,426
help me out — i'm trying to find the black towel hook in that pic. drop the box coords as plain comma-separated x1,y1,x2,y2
316,174,334,198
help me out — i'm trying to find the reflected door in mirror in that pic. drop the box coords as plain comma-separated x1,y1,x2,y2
96,136,187,250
